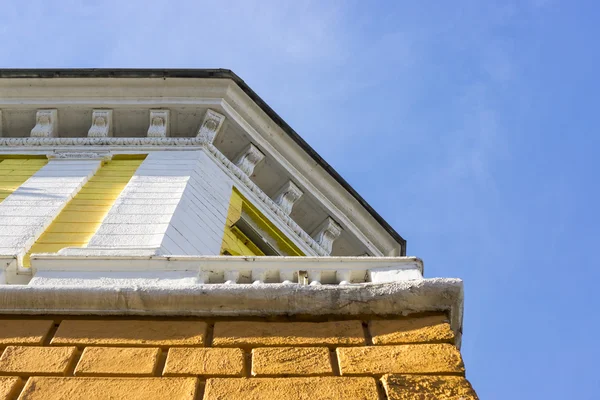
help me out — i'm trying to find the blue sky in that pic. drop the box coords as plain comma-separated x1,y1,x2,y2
2,1,599,398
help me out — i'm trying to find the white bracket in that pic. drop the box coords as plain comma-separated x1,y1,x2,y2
31,109,58,137
234,143,265,176
273,180,303,215
88,110,113,137
311,217,342,255
147,110,170,138
197,109,225,144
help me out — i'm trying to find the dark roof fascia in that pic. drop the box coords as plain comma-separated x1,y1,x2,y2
0,68,406,254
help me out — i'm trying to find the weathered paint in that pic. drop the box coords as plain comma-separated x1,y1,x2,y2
24,158,144,266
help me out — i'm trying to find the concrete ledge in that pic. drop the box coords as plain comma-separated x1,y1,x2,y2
27,254,424,285
0,278,463,347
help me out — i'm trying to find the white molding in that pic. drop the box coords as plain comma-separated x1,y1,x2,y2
0,110,3,137
31,109,58,137
204,144,329,256
147,110,170,138
197,109,225,144
30,254,423,284
46,151,112,161
273,180,303,215
0,137,204,147
88,109,113,137
234,143,264,176
312,217,342,255
0,98,224,107
220,100,387,257
0,77,401,256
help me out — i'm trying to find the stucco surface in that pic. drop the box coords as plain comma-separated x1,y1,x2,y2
337,344,465,375
0,377,21,400
204,377,379,400
18,377,199,400
369,314,455,345
213,320,365,349
251,347,333,376
75,347,160,376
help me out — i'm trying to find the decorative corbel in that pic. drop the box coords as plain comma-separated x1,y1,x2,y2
273,180,303,215
234,143,264,176
31,109,58,137
311,217,342,255
197,109,225,144
147,110,170,138
88,110,113,137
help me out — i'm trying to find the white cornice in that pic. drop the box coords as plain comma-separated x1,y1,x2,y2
0,77,402,256
220,98,389,257
203,144,329,256
0,137,204,146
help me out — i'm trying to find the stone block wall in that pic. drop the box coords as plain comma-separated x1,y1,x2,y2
0,314,477,399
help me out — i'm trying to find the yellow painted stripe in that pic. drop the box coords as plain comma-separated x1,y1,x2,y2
220,188,304,257
23,157,145,267
0,158,48,202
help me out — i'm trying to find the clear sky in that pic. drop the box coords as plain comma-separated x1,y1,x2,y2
1,1,599,398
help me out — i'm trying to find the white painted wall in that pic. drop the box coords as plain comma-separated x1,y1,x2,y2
160,151,233,255
88,150,232,255
88,151,199,249
0,159,102,263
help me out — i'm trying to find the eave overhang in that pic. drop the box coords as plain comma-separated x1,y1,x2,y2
0,68,406,255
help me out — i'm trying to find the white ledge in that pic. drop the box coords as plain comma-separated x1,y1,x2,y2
0,278,463,347
28,254,424,285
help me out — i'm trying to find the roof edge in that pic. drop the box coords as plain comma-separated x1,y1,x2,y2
0,68,406,254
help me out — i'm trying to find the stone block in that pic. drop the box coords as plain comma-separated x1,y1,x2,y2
337,344,465,375
18,377,198,400
213,321,365,349
75,347,160,376
251,347,333,376
369,314,454,345
51,320,206,347
204,377,379,400
0,320,53,345
381,374,478,399
163,348,244,377
0,377,22,400
0,346,76,375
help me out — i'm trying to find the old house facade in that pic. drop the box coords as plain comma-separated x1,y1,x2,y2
0,69,477,399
